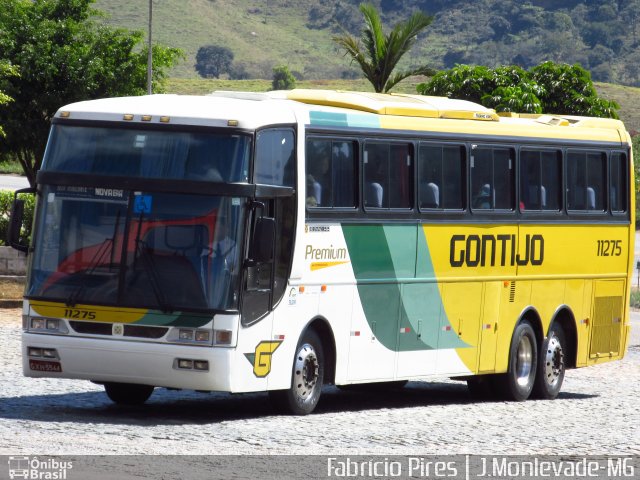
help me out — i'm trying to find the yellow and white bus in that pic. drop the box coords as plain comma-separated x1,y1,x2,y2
10,89,634,414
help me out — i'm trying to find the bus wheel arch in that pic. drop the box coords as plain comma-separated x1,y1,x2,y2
496,311,541,401
269,317,335,415
305,316,337,385
550,306,577,369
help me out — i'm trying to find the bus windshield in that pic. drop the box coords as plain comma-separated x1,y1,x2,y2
42,124,251,182
27,185,245,312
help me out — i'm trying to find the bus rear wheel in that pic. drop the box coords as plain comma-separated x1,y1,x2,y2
495,320,538,401
532,323,566,399
269,330,324,415
104,382,154,405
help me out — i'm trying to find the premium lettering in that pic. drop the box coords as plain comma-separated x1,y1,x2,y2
305,244,347,261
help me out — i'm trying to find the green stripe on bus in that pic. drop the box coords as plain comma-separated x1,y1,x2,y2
343,224,467,352
309,111,380,128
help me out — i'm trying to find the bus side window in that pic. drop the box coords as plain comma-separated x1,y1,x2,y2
364,141,413,209
306,138,357,208
610,152,627,213
254,129,295,187
418,144,465,210
471,146,514,211
519,149,561,212
567,151,606,212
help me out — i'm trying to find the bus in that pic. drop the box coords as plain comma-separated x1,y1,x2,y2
9,89,633,415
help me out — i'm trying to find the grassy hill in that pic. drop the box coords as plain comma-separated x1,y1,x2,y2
93,0,640,89
93,0,361,79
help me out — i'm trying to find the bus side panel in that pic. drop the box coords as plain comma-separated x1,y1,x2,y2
565,278,588,367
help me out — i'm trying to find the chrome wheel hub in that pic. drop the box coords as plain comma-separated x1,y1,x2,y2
544,335,564,387
515,335,534,387
293,343,319,403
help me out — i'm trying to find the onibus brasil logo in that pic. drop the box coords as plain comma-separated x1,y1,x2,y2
8,457,73,479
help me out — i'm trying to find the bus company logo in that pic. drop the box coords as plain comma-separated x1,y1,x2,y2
8,456,73,479
450,233,544,268
245,340,283,378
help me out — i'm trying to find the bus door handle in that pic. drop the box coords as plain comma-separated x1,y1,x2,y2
371,321,376,342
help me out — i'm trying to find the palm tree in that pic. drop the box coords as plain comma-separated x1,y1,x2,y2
333,3,434,93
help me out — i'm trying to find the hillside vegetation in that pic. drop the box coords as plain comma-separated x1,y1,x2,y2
94,0,640,87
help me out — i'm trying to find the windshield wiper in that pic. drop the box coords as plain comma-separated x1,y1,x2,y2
66,211,121,307
129,213,173,313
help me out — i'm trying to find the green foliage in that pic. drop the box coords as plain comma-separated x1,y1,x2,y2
195,45,234,79
333,3,434,93
0,62,17,138
0,190,35,247
0,0,183,186
529,62,619,118
419,62,619,118
271,65,296,91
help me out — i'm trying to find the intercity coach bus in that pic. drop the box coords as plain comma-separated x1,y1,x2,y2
9,89,633,414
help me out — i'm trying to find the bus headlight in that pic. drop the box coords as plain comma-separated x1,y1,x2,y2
178,329,194,341
29,317,68,334
169,328,213,345
31,318,46,329
195,330,210,342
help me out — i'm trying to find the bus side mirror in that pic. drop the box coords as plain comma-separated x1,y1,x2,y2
249,216,275,264
7,190,32,254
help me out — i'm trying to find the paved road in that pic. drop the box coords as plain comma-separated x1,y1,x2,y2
0,174,29,191
0,308,638,458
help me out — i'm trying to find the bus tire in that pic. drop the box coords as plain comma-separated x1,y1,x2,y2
104,382,154,405
495,320,537,401
532,323,566,399
269,330,324,415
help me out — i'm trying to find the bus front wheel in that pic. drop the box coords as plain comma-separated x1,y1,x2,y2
104,382,154,405
496,320,538,401
532,323,566,399
269,330,325,415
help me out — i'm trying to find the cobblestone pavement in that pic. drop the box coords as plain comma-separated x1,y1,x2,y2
1,308,638,456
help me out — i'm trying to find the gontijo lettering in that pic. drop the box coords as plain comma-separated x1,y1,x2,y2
450,234,544,267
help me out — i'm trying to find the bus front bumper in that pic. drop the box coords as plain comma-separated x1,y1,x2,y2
22,332,237,392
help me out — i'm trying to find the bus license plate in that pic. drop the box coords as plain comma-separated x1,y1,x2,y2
29,360,62,372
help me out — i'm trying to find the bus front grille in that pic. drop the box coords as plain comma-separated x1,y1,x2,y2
69,321,169,339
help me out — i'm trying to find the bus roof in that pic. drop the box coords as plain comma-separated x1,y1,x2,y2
55,89,630,145
55,94,298,129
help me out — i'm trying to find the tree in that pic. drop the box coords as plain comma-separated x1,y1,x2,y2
0,0,183,185
418,61,619,118
271,65,296,90
529,61,619,118
0,62,17,138
333,3,434,93
195,45,234,79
